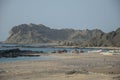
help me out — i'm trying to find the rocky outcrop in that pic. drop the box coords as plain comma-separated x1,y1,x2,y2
0,48,41,58
5,23,120,47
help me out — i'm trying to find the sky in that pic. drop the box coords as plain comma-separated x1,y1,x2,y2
0,0,120,41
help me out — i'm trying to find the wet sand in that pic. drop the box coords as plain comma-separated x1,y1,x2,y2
0,53,120,80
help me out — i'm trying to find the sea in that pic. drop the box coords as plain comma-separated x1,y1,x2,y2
0,43,105,62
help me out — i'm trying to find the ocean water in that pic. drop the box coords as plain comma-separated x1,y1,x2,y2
0,56,56,62
0,43,98,53
19,47,89,53
0,43,103,62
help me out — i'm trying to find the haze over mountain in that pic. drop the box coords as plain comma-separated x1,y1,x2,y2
5,23,120,47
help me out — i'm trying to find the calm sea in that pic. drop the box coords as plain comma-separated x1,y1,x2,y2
0,43,103,62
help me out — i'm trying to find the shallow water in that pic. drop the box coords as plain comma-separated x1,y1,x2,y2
0,43,106,62
0,56,56,62
0,43,101,52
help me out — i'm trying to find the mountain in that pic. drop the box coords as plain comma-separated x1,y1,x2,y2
5,23,120,47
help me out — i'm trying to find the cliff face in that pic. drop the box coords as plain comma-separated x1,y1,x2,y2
6,24,51,44
5,23,120,47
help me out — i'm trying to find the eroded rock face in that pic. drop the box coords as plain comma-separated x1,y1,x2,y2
6,24,51,44
5,23,120,47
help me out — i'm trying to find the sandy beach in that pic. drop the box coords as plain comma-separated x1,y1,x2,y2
0,53,120,80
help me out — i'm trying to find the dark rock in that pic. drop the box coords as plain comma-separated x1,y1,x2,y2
0,48,41,58
65,69,88,75
65,70,76,75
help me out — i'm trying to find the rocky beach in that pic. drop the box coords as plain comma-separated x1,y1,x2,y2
1,18,120,80
0,52,120,80
1,0,120,80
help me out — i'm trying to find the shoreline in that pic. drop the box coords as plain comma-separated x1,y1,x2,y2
1,42,120,50
56,46,120,50
0,53,120,80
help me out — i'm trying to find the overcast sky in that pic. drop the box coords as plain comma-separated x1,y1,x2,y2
0,0,120,41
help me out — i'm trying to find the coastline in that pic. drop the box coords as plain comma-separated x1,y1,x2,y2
0,53,120,80
56,46,120,50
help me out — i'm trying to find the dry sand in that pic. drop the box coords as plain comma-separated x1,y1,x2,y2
0,53,120,80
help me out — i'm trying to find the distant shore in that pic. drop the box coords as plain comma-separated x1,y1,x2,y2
2,43,119,50
56,45,120,50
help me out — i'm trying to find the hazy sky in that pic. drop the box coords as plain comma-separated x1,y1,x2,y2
0,0,120,41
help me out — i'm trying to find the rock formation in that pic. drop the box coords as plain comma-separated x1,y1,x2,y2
5,23,120,47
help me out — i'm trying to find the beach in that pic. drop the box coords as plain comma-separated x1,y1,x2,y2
0,53,120,80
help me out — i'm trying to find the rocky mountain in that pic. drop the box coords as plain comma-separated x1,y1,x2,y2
5,23,120,47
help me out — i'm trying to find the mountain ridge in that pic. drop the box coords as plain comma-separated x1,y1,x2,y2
5,23,120,47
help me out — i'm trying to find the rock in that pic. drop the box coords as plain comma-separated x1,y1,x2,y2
65,70,76,75
0,48,41,58
65,69,88,75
